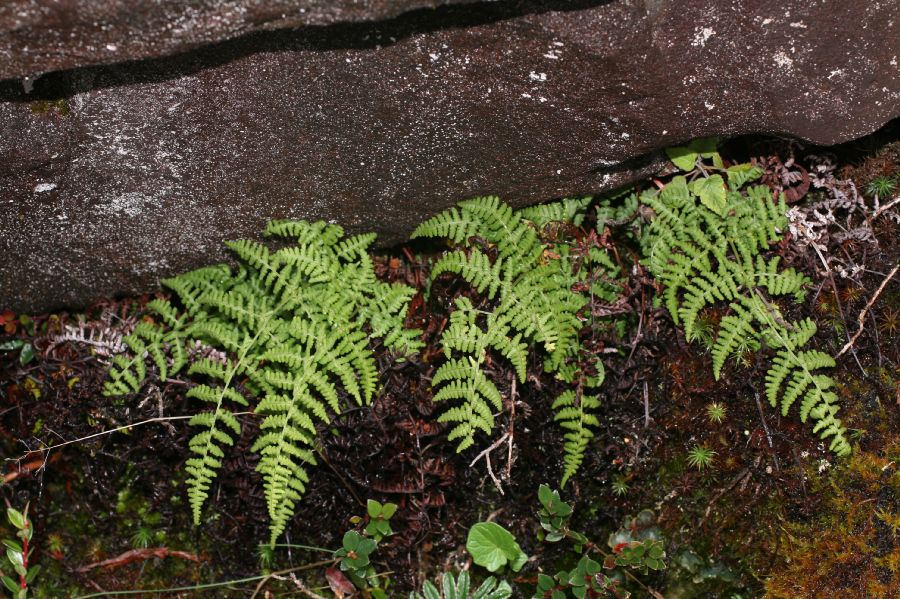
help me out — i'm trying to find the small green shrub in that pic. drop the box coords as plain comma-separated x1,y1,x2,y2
1,505,39,599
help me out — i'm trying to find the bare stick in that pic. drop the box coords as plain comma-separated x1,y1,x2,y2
286,574,329,599
505,375,516,480
701,467,751,524
249,559,338,599
872,195,900,220
470,433,509,495
5,415,193,459
752,388,780,472
837,263,899,358
643,381,650,428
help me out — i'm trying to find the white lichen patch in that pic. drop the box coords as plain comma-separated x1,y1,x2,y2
692,27,714,48
33,182,57,193
94,190,168,218
773,50,794,70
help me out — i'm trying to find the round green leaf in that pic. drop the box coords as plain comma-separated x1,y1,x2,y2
665,147,698,171
465,522,527,573
691,175,728,216
381,502,398,519
6,509,25,530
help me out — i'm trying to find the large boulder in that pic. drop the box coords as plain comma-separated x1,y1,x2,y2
0,0,897,313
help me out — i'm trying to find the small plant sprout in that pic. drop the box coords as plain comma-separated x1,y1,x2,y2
611,474,630,496
686,445,717,471
334,530,379,588
360,499,397,542
686,312,716,350
864,175,897,199
706,402,727,424
256,544,276,570
409,571,512,599
130,526,153,549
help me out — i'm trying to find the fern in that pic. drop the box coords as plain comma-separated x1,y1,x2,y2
410,571,512,599
415,196,620,483
103,220,421,543
553,389,602,487
639,154,850,456
518,196,593,228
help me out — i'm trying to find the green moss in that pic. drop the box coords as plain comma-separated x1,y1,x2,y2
29,99,70,117
764,440,900,598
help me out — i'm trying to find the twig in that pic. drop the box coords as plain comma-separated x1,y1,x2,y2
505,375,516,480
810,242,865,373
284,573,328,599
470,433,509,495
701,468,751,523
751,386,781,471
872,195,900,220
5,412,258,464
249,560,338,599
837,262,899,358
642,381,650,428
317,450,365,507
625,309,643,365
77,548,203,573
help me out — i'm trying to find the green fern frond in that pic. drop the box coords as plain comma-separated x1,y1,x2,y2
265,219,344,247
418,196,619,485
641,156,850,456
711,308,756,379
334,232,378,261
103,313,189,394
412,206,482,243
432,250,503,298
553,390,602,487
103,218,421,543
519,196,593,228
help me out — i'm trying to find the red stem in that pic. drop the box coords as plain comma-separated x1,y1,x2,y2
19,521,29,590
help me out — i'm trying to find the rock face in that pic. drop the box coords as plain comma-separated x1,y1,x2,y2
0,0,897,313
0,0,483,80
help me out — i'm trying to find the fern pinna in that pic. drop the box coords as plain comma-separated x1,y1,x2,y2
638,151,850,456
413,196,620,486
103,220,421,543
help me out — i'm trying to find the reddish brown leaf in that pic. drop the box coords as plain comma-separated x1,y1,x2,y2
326,566,355,597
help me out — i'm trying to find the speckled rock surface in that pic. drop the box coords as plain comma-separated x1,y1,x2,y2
0,0,483,81
0,0,898,312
